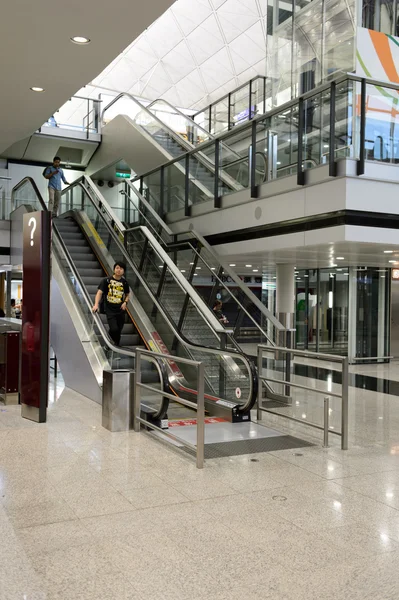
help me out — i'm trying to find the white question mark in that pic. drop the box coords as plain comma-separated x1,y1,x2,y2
28,217,37,247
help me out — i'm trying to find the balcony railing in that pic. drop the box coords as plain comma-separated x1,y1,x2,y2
131,74,399,218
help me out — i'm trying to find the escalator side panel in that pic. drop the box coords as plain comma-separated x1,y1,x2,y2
51,256,103,404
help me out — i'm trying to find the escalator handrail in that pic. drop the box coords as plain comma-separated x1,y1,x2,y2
62,185,257,410
101,92,195,154
11,177,170,413
125,180,285,334
10,178,143,359
101,93,242,192
72,178,228,336
11,176,47,211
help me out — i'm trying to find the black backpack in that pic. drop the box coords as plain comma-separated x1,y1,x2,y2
42,167,49,178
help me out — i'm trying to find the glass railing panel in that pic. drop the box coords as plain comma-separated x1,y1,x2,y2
364,82,399,164
231,83,251,127
164,159,186,213
40,97,100,134
143,171,162,215
219,128,253,192
188,149,215,206
148,100,212,147
335,80,355,160
211,97,230,135
268,105,298,178
303,91,323,170
13,185,43,212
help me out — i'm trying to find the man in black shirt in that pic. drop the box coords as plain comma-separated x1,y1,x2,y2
92,261,130,347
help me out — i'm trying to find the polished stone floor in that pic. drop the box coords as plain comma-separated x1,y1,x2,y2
3,374,399,599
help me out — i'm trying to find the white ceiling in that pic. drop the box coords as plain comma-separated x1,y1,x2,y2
86,0,268,110
0,0,174,155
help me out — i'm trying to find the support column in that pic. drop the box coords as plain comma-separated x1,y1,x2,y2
276,264,295,330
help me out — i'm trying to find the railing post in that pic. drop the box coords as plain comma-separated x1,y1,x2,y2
196,362,205,469
214,139,221,208
160,166,165,218
329,81,337,177
257,347,263,421
133,350,141,432
250,120,258,198
285,330,292,397
341,357,349,450
184,154,190,217
249,79,253,120
323,397,330,447
297,97,305,186
357,78,366,176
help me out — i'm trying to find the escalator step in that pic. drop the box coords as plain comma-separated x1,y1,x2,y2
79,269,104,279
80,276,102,286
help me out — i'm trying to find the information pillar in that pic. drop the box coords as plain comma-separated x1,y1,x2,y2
21,211,51,422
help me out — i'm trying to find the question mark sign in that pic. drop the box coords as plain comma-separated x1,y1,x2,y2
28,217,37,247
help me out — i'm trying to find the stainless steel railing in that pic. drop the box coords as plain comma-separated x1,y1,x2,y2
257,344,349,450
134,348,205,468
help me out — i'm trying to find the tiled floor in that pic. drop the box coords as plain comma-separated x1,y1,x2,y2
4,376,399,599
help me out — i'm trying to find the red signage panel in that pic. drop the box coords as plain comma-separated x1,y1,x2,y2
21,211,51,422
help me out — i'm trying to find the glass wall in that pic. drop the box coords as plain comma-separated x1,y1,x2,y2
293,266,391,360
268,0,356,105
349,267,391,361
295,268,349,355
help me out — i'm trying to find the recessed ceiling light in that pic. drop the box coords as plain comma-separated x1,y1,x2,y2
330,264,338,267
229,263,236,267
253,269,259,272
70,36,91,44
211,267,216,270
336,257,344,260
30,87,45,92
389,260,397,264
245,264,252,268
384,250,394,254
181,270,186,273
196,267,201,270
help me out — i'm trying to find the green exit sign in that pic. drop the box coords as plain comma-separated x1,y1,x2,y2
115,172,131,179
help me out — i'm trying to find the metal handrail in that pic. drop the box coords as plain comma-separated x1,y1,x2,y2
131,73,399,183
192,75,267,119
62,179,257,411
257,344,349,450
134,348,205,468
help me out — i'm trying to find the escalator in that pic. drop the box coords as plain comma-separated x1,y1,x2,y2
13,176,259,422
90,93,248,204
79,175,288,403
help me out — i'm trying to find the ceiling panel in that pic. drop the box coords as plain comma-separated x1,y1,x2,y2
88,0,268,110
